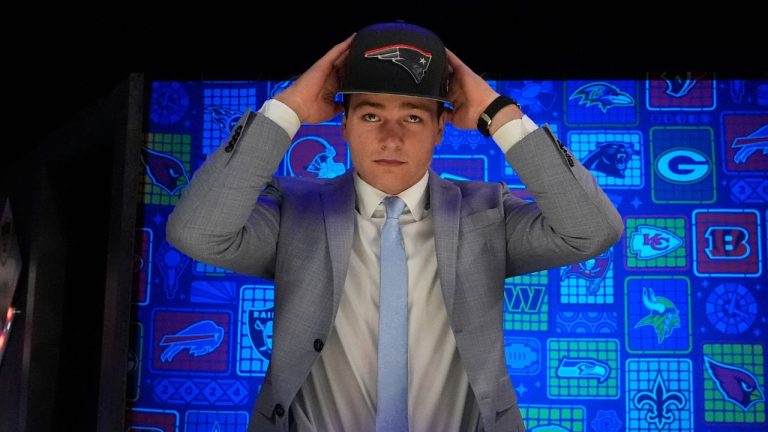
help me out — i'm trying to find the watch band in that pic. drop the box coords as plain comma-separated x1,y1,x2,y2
477,95,521,137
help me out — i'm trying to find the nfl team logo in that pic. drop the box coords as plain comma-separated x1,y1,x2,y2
721,112,768,174
646,73,716,110
650,127,716,204
133,228,152,305
693,209,762,277
432,154,488,181
624,216,688,271
151,309,231,374
126,408,179,432
282,124,348,179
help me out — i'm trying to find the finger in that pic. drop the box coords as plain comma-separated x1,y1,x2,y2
445,48,465,70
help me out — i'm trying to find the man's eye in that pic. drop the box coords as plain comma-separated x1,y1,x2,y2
406,115,422,123
363,113,378,121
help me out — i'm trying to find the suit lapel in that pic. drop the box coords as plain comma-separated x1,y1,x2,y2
321,171,356,313
429,171,461,321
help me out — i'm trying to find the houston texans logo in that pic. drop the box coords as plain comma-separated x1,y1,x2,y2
159,320,224,362
569,82,634,112
731,124,768,164
704,356,765,411
556,357,611,383
560,249,612,294
633,372,686,430
583,141,636,178
365,44,432,84
140,147,190,196
661,72,706,98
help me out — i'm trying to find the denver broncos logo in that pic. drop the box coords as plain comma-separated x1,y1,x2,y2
365,44,432,84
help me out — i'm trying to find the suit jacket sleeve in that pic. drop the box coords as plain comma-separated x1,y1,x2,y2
501,125,624,277
166,110,290,278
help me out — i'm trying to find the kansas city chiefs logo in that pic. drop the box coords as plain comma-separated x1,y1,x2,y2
365,44,432,84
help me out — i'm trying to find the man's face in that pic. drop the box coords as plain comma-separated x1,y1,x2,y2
343,93,445,195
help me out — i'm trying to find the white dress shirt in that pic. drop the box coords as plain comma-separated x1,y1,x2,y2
258,99,537,431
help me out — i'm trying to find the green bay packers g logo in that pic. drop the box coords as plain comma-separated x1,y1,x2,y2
656,148,711,184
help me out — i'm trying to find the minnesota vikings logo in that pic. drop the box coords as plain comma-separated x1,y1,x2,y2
731,124,768,164
560,249,612,294
582,141,636,178
661,72,706,98
557,357,611,383
635,287,680,343
633,372,686,430
569,82,634,112
704,356,765,411
365,44,432,84
159,320,224,362
140,148,190,196
247,305,274,361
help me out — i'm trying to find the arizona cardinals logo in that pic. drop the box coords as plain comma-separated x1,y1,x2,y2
661,72,706,98
557,357,611,383
633,372,686,430
583,141,636,178
560,249,611,294
569,82,634,112
159,320,224,362
731,124,768,164
140,147,190,196
635,287,680,343
365,44,432,84
704,356,765,411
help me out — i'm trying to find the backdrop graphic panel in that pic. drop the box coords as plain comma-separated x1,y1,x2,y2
128,78,768,431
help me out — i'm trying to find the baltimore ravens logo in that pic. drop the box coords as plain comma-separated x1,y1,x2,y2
365,44,432,84
569,82,634,112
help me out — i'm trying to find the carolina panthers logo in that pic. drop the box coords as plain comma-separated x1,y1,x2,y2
583,141,636,178
569,82,634,112
365,44,432,84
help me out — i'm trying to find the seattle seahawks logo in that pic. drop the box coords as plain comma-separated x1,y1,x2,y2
365,44,432,84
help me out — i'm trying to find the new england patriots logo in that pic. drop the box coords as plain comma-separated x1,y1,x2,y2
247,305,274,361
731,124,768,164
705,356,765,411
365,44,432,84
569,82,634,112
583,141,636,178
140,147,190,196
159,320,224,362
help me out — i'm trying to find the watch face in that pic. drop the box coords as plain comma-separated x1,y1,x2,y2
150,82,190,125
705,282,757,334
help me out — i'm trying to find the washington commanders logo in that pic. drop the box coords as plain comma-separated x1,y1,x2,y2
247,306,274,361
365,44,432,84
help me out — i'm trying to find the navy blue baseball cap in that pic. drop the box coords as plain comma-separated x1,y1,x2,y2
339,22,450,102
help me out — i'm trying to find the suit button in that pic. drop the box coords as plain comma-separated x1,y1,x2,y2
274,404,285,417
224,143,234,153
314,339,324,352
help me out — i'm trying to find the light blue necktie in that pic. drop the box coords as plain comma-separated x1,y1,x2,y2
376,196,409,432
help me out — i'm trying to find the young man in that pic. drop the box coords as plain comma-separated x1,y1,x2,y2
167,22,623,432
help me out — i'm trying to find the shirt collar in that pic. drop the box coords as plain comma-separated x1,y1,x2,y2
354,171,430,221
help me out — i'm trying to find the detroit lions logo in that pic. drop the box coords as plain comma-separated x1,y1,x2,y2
583,141,636,178
365,44,432,84
635,287,681,344
731,124,768,164
569,82,634,112
704,356,765,411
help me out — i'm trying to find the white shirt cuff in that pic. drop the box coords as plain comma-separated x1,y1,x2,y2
492,115,539,153
258,99,301,139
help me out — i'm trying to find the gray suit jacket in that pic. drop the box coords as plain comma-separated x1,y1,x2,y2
167,111,623,432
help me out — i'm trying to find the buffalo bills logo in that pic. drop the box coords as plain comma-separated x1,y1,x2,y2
159,320,224,362
731,124,768,164
140,148,190,196
705,356,765,411
365,44,432,84
247,306,274,361
583,141,636,178
569,82,634,112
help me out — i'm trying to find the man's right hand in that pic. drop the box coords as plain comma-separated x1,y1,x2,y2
274,34,354,124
